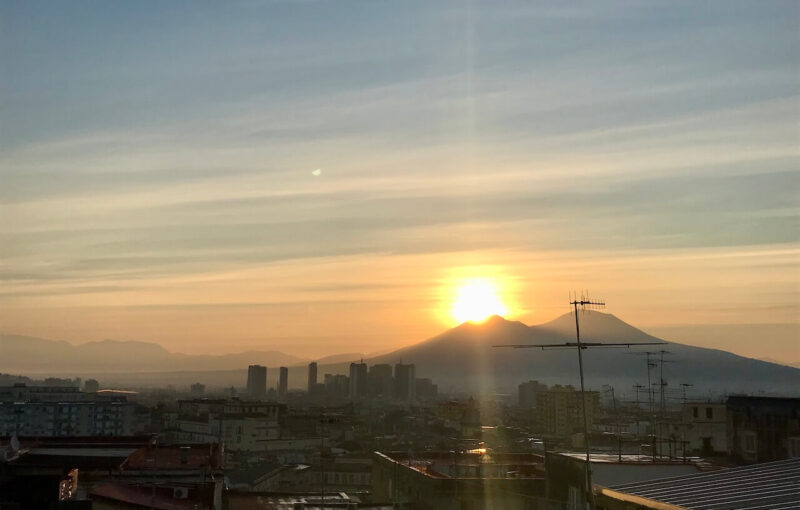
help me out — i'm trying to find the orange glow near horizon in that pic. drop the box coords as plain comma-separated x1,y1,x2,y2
451,278,509,324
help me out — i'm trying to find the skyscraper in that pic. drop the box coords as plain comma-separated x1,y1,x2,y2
278,366,289,399
349,361,368,400
247,365,267,399
394,363,416,402
368,363,394,397
308,362,318,393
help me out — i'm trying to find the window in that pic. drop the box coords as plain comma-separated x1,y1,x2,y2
705,407,713,419
744,434,756,452
692,407,698,418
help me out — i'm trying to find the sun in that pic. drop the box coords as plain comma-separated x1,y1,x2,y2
451,278,509,324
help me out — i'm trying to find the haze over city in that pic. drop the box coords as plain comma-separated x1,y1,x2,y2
2,3,800,510
1,2,798,365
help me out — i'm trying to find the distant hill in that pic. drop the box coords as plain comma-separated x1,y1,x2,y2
367,312,800,396
2,313,798,396
0,334,305,374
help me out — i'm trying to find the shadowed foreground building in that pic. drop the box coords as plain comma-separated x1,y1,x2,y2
372,451,547,509
726,395,800,463
0,437,223,510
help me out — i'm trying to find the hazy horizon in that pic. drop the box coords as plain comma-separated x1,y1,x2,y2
2,311,798,368
1,2,798,365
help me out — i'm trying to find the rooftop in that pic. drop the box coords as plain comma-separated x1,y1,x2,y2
603,457,800,510
91,482,208,510
559,452,706,466
122,443,223,471
375,451,545,480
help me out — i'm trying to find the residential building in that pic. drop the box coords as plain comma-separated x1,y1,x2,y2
0,383,83,403
246,365,267,399
726,395,800,463
416,377,438,400
368,363,394,398
394,363,416,402
682,401,727,455
535,384,600,437
278,366,288,400
324,374,349,399
166,398,283,453
348,361,368,400
307,361,318,393
518,379,547,408
0,384,135,437
83,379,100,393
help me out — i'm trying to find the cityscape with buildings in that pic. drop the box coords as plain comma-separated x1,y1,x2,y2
2,1,799,509
0,339,798,509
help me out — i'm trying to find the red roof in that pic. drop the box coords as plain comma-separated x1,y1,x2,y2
91,482,206,510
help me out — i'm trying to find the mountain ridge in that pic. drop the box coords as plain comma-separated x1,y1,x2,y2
0,333,305,373
366,312,799,395
2,312,798,395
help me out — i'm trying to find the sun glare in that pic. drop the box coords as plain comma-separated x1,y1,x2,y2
451,278,509,324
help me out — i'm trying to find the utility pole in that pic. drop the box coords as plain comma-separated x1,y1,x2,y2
645,353,656,415
680,383,693,462
494,294,664,510
572,296,604,510
655,350,674,459
633,384,645,437
320,411,326,507
604,385,621,462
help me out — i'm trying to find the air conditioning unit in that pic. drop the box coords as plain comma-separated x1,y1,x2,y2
173,487,189,499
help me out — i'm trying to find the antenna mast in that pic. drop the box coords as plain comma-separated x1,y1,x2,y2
493,292,664,510
571,293,605,510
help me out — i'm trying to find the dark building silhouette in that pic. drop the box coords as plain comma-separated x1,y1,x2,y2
368,363,394,397
394,363,416,401
349,361,368,400
246,365,267,399
278,366,288,399
83,378,99,393
416,377,438,400
518,380,547,408
324,373,349,399
307,362,318,394
190,382,205,396
727,396,800,463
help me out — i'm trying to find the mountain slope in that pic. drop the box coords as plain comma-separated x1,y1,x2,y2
368,312,800,395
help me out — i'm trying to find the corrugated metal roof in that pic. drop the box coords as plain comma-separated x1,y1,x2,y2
609,457,800,510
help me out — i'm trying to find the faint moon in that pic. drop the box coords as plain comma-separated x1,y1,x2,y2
312,169,322,176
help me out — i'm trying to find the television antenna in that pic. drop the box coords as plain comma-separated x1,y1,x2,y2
494,294,664,510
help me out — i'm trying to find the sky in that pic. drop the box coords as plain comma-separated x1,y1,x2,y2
1,1,798,363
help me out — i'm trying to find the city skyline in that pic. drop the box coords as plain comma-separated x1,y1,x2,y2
1,2,798,363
